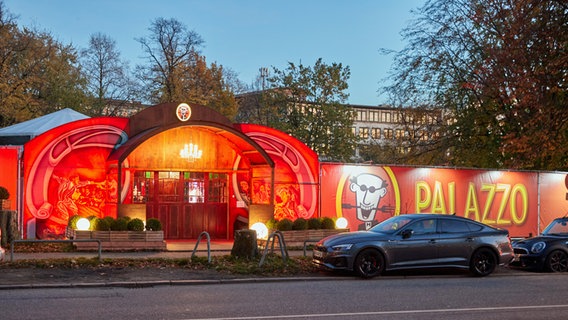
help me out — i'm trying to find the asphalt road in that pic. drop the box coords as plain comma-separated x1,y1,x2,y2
1,272,567,320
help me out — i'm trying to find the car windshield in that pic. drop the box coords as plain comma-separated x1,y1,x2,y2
370,216,414,234
543,219,568,235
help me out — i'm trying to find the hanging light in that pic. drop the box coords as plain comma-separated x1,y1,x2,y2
180,143,203,162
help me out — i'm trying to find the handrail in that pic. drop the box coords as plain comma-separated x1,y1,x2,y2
191,231,211,263
302,239,320,257
10,239,102,262
259,230,288,267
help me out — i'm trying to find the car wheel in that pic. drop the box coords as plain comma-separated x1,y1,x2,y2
469,248,496,277
545,250,568,272
354,248,384,278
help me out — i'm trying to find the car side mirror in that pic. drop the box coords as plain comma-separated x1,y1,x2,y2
401,229,413,239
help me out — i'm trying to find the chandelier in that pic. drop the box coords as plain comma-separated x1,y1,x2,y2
180,143,203,162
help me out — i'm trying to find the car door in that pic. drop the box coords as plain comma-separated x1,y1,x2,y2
388,218,439,268
436,218,477,266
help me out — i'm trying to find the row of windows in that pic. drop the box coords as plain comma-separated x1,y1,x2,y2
353,127,439,141
355,109,440,125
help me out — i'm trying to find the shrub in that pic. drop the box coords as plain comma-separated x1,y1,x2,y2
276,218,293,231
320,217,336,230
111,217,129,231
307,217,322,230
67,215,82,229
93,218,111,231
292,218,308,230
145,218,162,231
0,186,9,200
265,218,278,230
103,216,115,226
127,218,145,231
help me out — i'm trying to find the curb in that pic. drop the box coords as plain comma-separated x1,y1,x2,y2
0,276,337,290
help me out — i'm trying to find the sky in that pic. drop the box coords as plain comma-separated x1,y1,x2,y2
4,0,425,106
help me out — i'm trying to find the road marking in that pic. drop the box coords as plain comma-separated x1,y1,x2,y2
188,304,568,319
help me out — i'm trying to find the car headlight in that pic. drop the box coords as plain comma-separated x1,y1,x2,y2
531,242,546,254
331,244,353,252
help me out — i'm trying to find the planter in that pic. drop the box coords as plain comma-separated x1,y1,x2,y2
71,230,166,251
270,228,349,247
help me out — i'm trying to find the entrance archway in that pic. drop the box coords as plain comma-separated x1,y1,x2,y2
108,102,274,240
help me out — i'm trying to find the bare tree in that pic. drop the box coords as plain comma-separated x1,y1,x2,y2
135,17,204,103
81,32,135,116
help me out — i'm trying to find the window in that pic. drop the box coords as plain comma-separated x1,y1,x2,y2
184,172,204,203
395,129,404,139
132,171,153,203
359,127,369,139
409,219,437,235
384,129,393,139
158,171,181,202
369,111,379,122
208,173,227,203
440,219,471,233
371,128,381,139
357,110,367,121
381,111,391,123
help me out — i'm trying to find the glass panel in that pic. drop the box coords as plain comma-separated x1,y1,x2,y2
208,173,227,203
158,171,181,202
184,172,204,203
132,171,152,203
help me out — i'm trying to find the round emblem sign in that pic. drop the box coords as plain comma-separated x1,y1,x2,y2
176,103,192,121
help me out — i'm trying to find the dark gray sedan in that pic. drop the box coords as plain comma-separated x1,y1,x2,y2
313,214,514,278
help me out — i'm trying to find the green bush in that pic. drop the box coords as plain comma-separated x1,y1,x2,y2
111,217,129,231
93,218,111,231
307,217,322,230
67,215,82,229
265,218,278,230
0,186,9,200
320,217,336,230
103,216,115,225
127,218,145,231
292,218,308,230
145,218,162,231
276,218,293,231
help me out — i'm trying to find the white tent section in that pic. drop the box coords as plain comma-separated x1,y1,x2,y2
0,108,89,144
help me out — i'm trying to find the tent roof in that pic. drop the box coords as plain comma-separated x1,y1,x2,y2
0,108,89,137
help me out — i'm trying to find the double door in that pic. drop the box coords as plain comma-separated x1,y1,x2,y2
134,171,228,239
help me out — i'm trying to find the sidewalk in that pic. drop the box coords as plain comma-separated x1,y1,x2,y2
0,241,322,290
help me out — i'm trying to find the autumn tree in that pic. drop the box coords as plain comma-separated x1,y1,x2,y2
382,0,568,170
0,1,87,126
136,17,238,119
264,58,357,162
81,32,136,116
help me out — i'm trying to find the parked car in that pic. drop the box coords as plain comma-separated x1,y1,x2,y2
312,213,514,278
511,217,568,272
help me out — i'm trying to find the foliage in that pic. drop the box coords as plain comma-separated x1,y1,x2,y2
292,218,308,230
0,186,9,200
320,217,336,230
67,215,81,229
275,218,293,231
110,217,129,231
145,218,162,231
127,218,145,231
0,3,88,127
307,217,322,230
80,32,136,116
135,17,239,119
259,58,357,162
265,218,278,230
92,218,111,231
382,0,568,170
